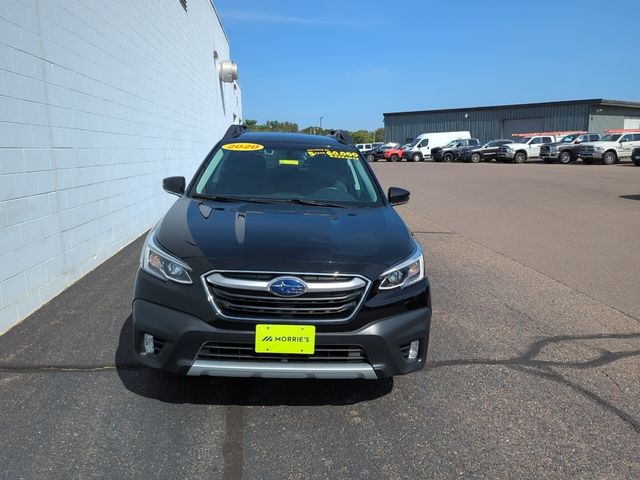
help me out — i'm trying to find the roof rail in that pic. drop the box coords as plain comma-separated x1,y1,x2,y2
327,129,355,146
223,124,248,140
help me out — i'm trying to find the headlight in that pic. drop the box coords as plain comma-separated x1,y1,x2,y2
140,228,192,284
379,241,425,290
594,146,604,152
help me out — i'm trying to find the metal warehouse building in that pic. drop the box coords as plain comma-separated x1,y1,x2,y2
384,99,640,144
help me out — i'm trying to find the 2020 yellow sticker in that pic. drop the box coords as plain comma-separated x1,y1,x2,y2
279,159,299,166
222,143,264,151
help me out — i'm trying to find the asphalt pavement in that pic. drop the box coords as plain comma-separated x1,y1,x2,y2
1,160,639,479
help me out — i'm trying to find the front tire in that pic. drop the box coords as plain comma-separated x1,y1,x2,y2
559,151,573,164
470,153,481,163
390,154,399,162
443,152,454,163
412,153,422,162
367,154,375,162
514,151,527,164
603,151,617,165
633,157,640,167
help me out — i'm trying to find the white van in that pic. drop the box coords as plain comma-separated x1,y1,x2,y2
402,131,471,161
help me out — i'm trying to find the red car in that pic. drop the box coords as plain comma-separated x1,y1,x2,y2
383,145,404,162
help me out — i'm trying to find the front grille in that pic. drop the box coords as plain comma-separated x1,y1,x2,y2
203,271,370,321
197,342,368,363
497,146,509,156
581,146,595,154
540,146,550,154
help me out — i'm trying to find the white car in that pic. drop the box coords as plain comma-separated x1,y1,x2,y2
579,132,640,165
497,135,556,163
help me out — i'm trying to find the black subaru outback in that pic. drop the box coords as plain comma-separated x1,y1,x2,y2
132,126,432,379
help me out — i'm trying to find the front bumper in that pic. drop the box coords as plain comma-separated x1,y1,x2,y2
540,151,559,159
580,151,603,159
132,297,432,379
497,150,515,159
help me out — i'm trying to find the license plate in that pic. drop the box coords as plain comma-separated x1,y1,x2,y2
255,324,316,354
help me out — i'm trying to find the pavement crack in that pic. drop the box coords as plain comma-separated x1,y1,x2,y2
511,364,640,434
428,331,640,433
0,363,143,373
223,404,246,480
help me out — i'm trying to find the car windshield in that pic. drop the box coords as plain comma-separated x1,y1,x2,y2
407,138,420,148
484,141,496,147
560,134,579,143
600,134,621,141
192,142,381,207
443,140,459,147
513,137,530,143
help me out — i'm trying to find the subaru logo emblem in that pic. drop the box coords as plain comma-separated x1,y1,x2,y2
268,277,308,297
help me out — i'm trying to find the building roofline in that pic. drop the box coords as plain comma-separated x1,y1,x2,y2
208,0,230,44
383,99,640,117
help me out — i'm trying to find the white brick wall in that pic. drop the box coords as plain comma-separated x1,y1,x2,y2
0,0,242,333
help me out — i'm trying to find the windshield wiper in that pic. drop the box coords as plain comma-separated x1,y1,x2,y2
282,198,347,208
192,194,347,208
191,194,274,204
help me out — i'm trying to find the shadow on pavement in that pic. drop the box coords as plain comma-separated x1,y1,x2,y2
620,194,640,201
115,316,393,406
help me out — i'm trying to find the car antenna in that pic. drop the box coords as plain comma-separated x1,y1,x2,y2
327,129,355,146
223,124,248,140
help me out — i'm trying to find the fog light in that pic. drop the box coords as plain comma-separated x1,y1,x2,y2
408,340,420,360
143,333,155,354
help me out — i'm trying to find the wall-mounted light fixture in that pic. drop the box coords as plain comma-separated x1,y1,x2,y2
218,60,238,83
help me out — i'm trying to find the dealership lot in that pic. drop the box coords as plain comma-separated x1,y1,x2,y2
1,162,639,479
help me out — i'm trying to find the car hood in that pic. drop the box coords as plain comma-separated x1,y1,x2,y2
155,197,415,279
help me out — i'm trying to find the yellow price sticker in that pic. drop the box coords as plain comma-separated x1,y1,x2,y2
279,159,299,166
222,143,264,151
307,148,359,159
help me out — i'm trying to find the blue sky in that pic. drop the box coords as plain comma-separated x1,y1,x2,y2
216,0,640,131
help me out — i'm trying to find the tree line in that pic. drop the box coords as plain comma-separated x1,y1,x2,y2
243,120,384,144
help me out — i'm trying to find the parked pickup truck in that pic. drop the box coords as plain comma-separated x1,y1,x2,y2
460,139,513,163
497,135,556,163
540,133,601,164
579,132,640,165
431,138,481,162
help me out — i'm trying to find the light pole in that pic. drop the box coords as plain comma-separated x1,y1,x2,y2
319,116,323,133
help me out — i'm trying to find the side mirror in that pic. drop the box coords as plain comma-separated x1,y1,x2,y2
163,176,185,196
388,187,410,206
